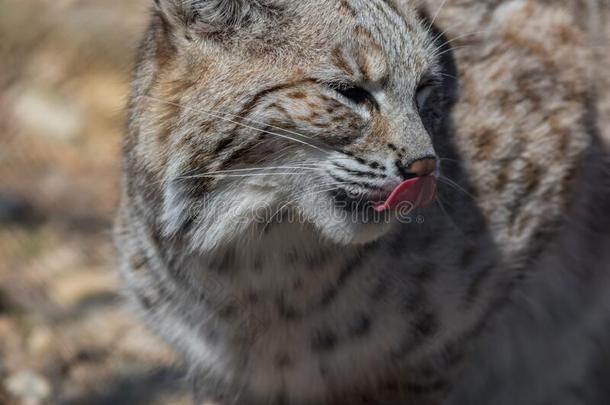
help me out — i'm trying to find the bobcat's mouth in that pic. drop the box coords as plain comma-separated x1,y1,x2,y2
373,175,437,212
329,175,437,214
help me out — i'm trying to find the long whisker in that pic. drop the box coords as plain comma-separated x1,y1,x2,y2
430,0,449,28
258,182,349,236
437,72,459,81
438,157,460,164
438,176,475,200
179,172,325,180
432,30,489,53
434,21,491,42
140,95,329,154
181,165,324,177
434,195,467,238
434,45,474,58
304,184,352,198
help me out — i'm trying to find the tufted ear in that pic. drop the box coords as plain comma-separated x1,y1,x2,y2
153,0,272,36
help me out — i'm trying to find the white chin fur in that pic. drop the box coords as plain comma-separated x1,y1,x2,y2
304,206,394,245
298,191,395,246
176,180,395,253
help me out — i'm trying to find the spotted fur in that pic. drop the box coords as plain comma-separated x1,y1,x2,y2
115,0,607,404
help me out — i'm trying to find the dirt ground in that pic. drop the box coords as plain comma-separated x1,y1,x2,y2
0,1,189,404
0,1,608,405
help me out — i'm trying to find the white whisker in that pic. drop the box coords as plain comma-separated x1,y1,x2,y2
430,0,449,29
140,95,330,154
179,172,324,180
438,176,475,200
257,182,349,236
432,30,488,52
435,195,467,238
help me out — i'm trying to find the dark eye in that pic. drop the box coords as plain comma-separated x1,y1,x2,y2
331,84,377,107
416,84,435,111
337,85,371,103
415,74,443,111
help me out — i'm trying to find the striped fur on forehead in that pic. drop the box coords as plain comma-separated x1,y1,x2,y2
337,0,438,84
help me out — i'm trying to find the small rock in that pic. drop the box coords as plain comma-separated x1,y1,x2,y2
0,290,18,315
27,327,54,356
12,87,82,141
0,193,41,227
4,370,51,402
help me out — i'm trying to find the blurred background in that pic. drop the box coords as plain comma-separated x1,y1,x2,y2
0,1,189,404
0,1,608,405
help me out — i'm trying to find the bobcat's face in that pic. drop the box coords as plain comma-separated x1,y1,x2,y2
128,0,457,250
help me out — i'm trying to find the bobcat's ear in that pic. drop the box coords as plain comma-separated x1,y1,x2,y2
153,0,262,36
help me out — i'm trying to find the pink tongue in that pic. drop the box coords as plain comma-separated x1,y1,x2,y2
374,176,437,213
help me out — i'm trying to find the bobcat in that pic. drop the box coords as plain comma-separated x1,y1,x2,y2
114,0,609,404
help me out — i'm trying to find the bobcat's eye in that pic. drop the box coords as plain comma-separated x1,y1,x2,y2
415,74,443,111
415,84,436,111
331,84,378,108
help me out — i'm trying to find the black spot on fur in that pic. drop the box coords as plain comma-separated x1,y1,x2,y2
404,287,427,313
292,278,303,291
219,303,238,319
130,253,148,271
311,329,338,352
413,262,436,283
285,248,301,265
319,286,339,308
368,161,385,171
210,250,236,272
393,312,438,358
319,363,329,377
413,312,439,338
275,353,294,370
253,256,263,273
463,262,495,305
213,136,235,155
246,291,260,305
349,314,372,338
370,277,389,301
355,156,368,165
306,250,329,269
459,246,478,268
359,394,374,404
334,163,387,179
275,391,289,405
403,379,449,395
276,296,302,321
328,174,381,193
315,250,368,310
385,381,400,392
135,290,155,310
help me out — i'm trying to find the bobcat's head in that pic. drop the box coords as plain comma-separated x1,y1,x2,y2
125,0,457,251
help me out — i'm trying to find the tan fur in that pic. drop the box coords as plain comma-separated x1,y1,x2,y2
116,1,606,403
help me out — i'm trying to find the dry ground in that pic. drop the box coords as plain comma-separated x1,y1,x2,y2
0,1,608,405
0,1,189,404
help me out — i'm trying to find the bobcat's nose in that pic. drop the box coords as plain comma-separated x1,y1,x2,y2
408,158,437,177
396,157,437,180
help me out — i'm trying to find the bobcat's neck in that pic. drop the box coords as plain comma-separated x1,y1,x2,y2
190,219,365,290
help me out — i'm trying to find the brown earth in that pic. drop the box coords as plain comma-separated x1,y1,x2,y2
0,1,188,404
